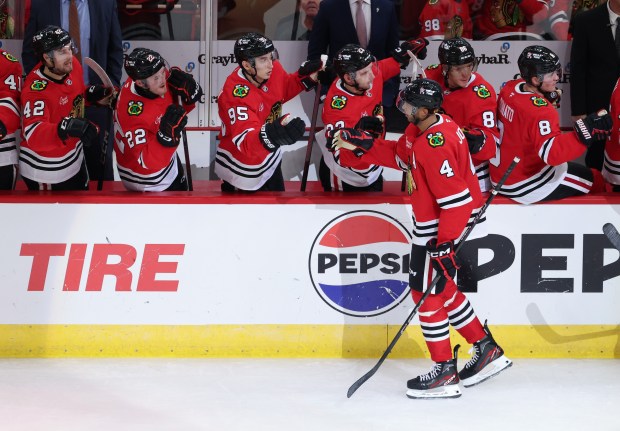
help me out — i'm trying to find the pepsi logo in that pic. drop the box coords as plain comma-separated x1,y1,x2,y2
309,210,411,317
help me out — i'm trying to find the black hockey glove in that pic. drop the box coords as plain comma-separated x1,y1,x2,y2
462,127,486,155
426,239,460,283
326,128,374,157
0,119,6,140
167,67,203,104
391,38,429,68
57,117,99,147
157,104,188,147
259,115,306,152
298,59,323,91
354,115,384,138
573,110,612,147
545,88,562,109
317,62,336,87
85,84,117,108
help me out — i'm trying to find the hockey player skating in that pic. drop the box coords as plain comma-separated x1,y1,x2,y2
425,37,499,192
113,48,202,191
215,32,324,192
328,79,511,399
20,26,106,191
490,45,612,203
0,49,22,189
319,39,427,191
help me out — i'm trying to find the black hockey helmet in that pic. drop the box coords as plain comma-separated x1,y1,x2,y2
32,25,72,58
234,32,276,66
518,45,561,83
333,44,375,79
438,37,476,66
396,78,443,112
124,48,165,80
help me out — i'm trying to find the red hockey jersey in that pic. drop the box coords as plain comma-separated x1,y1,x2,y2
353,114,485,245
418,0,473,40
113,77,195,191
215,61,306,190
603,77,620,186
20,57,87,183
491,79,586,203
426,66,499,192
0,51,22,167
472,0,549,39
320,57,401,188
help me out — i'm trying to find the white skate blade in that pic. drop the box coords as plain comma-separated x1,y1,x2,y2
461,355,512,388
406,384,462,399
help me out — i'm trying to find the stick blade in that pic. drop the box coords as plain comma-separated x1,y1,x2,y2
603,223,620,251
347,373,370,398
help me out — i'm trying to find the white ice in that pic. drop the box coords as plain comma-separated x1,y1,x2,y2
0,358,617,431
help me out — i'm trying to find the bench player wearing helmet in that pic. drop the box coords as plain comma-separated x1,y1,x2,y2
0,49,22,189
490,45,611,204
425,37,499,192
319,39,426,191
215,32,323,192
327,79,512,399
20,25,100,190
113,48,202,192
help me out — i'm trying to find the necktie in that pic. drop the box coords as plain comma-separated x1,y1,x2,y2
356,0,368,49
69,0,81,62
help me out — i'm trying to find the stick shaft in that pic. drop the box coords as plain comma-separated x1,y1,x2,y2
300,83,323,191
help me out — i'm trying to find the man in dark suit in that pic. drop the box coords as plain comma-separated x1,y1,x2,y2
570,0,620,170
22,0,124,182
307,0,401,129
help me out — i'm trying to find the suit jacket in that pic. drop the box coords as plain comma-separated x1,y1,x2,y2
570,3,620,115
307,0,400,104
570,3,620,169
21,0,123,86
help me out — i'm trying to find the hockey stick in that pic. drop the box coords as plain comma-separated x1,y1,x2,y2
603,223,620,252
84,57,116,191
178,96,193,191
525,302,618,344
346,156,520,398
301,54,328,191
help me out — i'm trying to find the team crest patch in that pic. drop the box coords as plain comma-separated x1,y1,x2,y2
30,80,47,91
473,84,491,99
233,84,249,98
429,0,439,4
427,131,445,147
427,64,439,70
331,95,347,110
2,52,18,62
531,96,548,107
127,101,144,116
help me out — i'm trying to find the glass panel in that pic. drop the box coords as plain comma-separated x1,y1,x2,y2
118,0,201,41
0,0,25,39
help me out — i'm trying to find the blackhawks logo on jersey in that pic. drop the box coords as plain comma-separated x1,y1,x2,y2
127,101,144,116
266,101,282,123
473,84,491,99
2,51,17,62
427,131,445,147
30,80,47,91
331,95,347,110
427,64,440,70
233,84,250,98
531,96,548,107
70,95,85,119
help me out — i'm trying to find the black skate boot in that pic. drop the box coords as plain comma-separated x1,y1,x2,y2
406,345,461,399
459,320,512,388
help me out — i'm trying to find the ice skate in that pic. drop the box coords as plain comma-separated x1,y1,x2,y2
459,321,512,388
406,345,461,399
